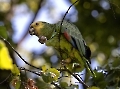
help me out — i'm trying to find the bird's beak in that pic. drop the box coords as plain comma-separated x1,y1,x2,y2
29,27,35,35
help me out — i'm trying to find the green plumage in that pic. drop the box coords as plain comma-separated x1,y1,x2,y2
29,20,95,76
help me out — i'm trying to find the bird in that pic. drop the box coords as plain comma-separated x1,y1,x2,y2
29,20,95,76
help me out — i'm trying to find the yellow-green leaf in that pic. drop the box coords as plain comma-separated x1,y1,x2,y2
42,65,47,72
47,68,60,77
87,86,100,89
10,76,21,89
11,64,20,76
42,68,60,83
0,40,13,70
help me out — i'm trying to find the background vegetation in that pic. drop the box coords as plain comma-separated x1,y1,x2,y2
0,0,120,89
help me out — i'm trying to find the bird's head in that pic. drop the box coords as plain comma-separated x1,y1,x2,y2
29,21,46,36
29,21,54,44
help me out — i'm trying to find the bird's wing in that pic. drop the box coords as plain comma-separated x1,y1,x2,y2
57,20,86,58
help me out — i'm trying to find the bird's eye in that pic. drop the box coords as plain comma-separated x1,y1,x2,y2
36,22,39,26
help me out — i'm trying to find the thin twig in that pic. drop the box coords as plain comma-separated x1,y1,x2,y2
58,66,89,88
20,67,41,76
0,73,11,84
0,36,40,70
20,67,62,89
60,0,79,31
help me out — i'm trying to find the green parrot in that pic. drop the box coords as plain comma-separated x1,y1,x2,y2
29,20,95,77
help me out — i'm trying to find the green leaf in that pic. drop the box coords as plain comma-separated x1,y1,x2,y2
11,64,20,76
66,85,78,89
0,26,7,39
42,72,54,83
112,58,120,67
87,86,100,89
94,71,104,82
10,76,21,89
92,71,107,88
47,68,60,80
41,68,60,83
60,82,68,88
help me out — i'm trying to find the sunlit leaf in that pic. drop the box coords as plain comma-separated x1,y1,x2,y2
47,68,60,80
41,68,60,83
0,40,13,70
42,65,47,72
